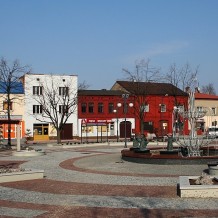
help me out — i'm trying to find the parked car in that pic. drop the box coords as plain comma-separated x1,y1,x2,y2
207,126,218,138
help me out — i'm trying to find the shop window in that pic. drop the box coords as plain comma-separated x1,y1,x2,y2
3,102,13,110
33,86,43,95
143,122,153,132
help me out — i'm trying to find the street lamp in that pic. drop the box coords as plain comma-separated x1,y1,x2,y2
113,103,122,142
122,94,133,148
172,106,180,138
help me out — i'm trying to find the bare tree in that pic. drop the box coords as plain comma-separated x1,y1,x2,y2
201,83,216,95
123,59,161,82
0,58,29,148
29,74,77,144
78,80,90,90
163,63,199,135
122,59,161,134
164,62,199,91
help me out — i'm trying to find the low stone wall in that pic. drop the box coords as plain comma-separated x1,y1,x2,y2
179,176,218,198
0,169,44,183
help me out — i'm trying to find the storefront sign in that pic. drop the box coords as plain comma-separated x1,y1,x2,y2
85,118,112,125
0,115,22,120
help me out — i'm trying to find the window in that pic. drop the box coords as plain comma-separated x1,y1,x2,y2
108,103,114,113
98,103,104,113
59,105,68,114
59,87,69,96
197,106,203,112
177,105,184,112
33,105,42,114
140,104,149,112
143,122,153,132
3,102,13,110
160,104,166,112
81,103,87,113
211,107,216,116
33,86,43,95
88,102,94,113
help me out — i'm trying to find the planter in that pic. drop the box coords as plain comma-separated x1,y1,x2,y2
179,176,218,198
0,169,44,183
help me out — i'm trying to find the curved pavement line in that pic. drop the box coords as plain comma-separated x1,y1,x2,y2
0,206,47,218
0,186,218,210
17,150,179,186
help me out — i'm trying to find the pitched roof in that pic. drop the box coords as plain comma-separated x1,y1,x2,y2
78,89,127,96
112,81,188,96
195,92,218,100
0,81,24,94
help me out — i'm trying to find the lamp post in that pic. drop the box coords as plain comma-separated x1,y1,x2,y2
172,106,180,138
122,94,133,148
113,103,122,142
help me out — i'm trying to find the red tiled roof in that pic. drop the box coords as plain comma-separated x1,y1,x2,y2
195,93,218,100
113,81,188,96
78,89,126,96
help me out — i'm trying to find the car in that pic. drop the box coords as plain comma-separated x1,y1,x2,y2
207,126,218,138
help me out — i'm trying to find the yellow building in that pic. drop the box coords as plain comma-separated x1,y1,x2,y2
195,93,218,132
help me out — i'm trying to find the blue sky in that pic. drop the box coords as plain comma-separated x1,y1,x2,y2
1,0,218,91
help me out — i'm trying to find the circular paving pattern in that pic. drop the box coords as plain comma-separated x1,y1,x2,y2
0,145,218,218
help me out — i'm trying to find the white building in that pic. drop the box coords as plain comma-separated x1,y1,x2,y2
21,73,78,141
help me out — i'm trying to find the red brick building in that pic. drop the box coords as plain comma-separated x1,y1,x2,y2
78,89,135,142
78,81,189,141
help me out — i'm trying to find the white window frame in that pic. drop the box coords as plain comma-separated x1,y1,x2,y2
211,107,216,116
140,104,149,112
33,86,43,95
33,105,42,114
160,104,166,112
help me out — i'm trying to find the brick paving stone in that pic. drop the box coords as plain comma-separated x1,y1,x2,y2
0,145,218,218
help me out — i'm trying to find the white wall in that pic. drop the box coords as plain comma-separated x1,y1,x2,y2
23,74,78,137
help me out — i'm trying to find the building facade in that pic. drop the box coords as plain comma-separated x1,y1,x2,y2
195,92,218,132
111,81,189,137
0,82,25,139
21,73,78,141
78,89,135,142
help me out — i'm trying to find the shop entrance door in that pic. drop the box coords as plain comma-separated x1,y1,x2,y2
33,124,49,141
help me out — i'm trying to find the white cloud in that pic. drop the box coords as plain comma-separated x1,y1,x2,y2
123,40,189,65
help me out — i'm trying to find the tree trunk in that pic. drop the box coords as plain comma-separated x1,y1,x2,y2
7,105,11,148
140,119,144,134
57,128,62,144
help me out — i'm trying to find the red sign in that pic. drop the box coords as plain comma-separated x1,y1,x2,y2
86,119,112,124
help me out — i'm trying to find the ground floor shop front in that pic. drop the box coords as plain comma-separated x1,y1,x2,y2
33,123,74,141
79,118,135,143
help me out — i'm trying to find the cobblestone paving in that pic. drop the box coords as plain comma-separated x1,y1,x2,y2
0,144,218,218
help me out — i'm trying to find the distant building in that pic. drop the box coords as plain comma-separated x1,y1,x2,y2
0,81,25,139
195,92,218,131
